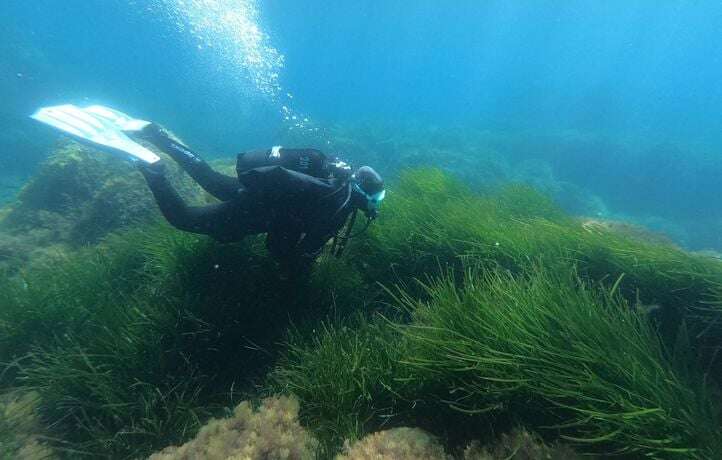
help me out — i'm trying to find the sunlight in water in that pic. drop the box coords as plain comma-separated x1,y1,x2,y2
158,0,326,143
161,0,284,98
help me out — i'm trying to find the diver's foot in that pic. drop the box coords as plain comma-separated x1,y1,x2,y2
136,158,166,177
129,122,185,147
127,122,161,141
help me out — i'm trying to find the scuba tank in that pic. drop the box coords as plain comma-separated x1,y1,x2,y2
236,146,350,179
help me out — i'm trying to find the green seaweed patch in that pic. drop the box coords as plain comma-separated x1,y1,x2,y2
2,166,722,458
266,314,416,456
268,267,721,458
399,267,721,457
346,168,722,382
1,222,368,458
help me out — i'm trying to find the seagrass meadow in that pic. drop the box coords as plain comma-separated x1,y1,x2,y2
2,166,722,459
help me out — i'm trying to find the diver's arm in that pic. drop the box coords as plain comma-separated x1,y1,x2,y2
134,124,241,202
295,223,341,263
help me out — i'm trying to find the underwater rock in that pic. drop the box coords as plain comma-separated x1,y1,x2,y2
0,140,207,271
0,231,67,275
579,217,676,246
337,426,583,460
69,172,168,244
692,249,722,260
0,391,56,460
338,427,449,460
145,401,579,460
148,395,317,460
463,428,582,460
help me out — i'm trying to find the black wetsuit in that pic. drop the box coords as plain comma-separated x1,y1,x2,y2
139,134,355,272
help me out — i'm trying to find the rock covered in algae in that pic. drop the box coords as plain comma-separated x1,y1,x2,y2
0,140,208,271
580,217,676,246
337,427,583,460
337,427,450,460
463,428,582,460
146,395,584,460
0,391,56,460
148,396,317,460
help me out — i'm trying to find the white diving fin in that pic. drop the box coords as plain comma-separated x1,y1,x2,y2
30,104,161,164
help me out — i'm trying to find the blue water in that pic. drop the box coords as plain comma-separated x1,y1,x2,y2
2,0,722,248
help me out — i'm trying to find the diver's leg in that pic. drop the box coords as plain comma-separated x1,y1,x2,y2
134,124,241,202
138,164,244,238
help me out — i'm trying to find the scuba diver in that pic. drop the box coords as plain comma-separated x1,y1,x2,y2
135,124,385,274
30,104,386,275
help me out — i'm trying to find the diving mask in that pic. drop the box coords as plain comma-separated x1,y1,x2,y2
354,182,386,218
